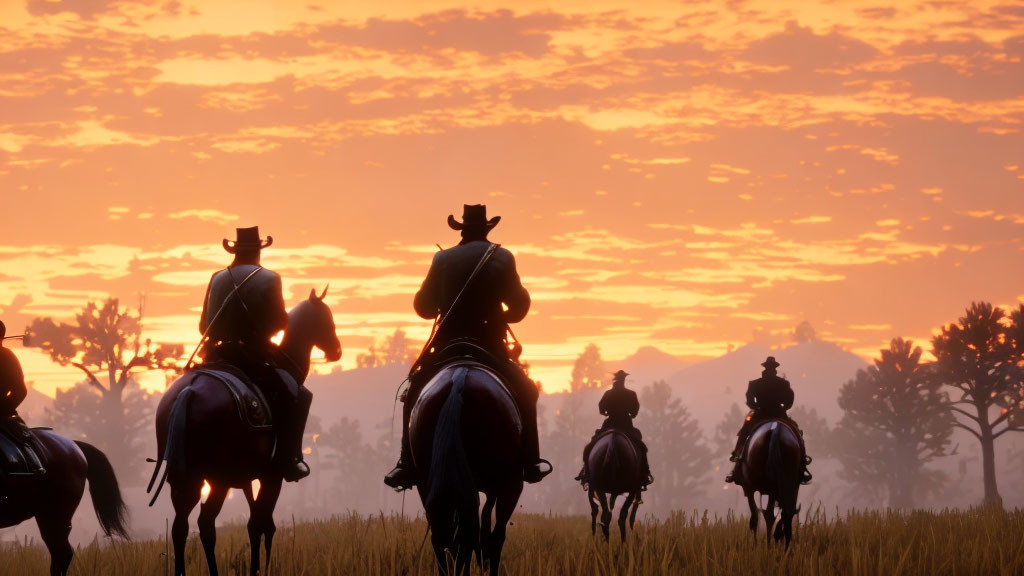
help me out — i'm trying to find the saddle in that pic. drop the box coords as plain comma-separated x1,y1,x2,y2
189,363,275,430
592,428,642,456
0,416,46,476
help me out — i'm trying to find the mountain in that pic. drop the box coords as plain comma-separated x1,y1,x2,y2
304,364,409,440
615,346,689,387
666,340,868,429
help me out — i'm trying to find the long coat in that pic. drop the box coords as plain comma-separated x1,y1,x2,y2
413,240,530,357
0,346,26,415
199,265,288,347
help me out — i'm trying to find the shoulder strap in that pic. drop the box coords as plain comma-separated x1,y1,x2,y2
184,266,264,370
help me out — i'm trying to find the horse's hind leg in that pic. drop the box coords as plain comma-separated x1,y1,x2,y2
257,477,284,576
745,490,758,536
588,489,599,535
243,485,262,576
37,514,74,576
479,494,495,570
629,492,641,530
618,492,636,542
598,492,612,541
762,496,777,545
487,482,522,576
198,483,229,576
172,480,203,576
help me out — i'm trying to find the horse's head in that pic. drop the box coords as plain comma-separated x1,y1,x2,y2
287,286,342,363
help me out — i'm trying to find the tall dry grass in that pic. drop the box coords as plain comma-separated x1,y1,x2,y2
1,506,1022,575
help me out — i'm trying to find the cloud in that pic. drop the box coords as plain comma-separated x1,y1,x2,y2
168,209,239,225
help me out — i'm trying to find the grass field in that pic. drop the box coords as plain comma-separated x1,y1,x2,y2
1,506,1022,575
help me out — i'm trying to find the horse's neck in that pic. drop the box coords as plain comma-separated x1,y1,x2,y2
278,334,312,384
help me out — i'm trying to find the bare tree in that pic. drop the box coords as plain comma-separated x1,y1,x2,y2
27,297,184,484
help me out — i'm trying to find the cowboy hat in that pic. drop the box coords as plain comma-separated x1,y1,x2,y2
447,204,501,231
223,226,273,254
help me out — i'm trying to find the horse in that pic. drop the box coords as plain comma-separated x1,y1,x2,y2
410,360,525,576
585,430,643,542
737,420,802,546
0,432,128,576
148,288,341,576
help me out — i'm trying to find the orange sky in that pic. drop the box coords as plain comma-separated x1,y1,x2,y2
1,0,1023,395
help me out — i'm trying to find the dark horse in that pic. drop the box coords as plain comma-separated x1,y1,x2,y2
0,432,128,575
737,420,802,545
410,361,523,576
148,288,341,576
585,430,642,542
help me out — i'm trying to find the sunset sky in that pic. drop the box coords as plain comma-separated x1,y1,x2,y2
1,0,1022,395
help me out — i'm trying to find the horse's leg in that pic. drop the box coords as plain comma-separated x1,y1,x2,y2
629,491,641,530
36,514,74,576
588,489,599,535
762,495,776,545
429,511,453,576
198,483,229,576
598,491,612,541
241,485,263,576
618,492,635,542
258,477,284,576
172,480,203,576
745,490,758,535
487,481,522,576
479,494,496,571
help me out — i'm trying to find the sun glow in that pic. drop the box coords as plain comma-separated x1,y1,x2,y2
200,480,212,504
252,479,261,501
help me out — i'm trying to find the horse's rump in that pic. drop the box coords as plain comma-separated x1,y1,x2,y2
587,430,642,495
740,419,801,495
154,370,276,489
410,361,522,488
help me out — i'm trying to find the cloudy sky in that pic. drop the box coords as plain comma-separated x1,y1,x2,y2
1,0,1022,395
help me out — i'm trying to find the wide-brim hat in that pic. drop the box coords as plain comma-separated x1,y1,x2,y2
612,369,629,380
761,356,780,371
448,204,501,231
223,226,273,254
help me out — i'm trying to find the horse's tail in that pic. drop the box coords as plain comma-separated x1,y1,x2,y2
148,386,194,506
766,422,798,510
426,366,480,555
74,441,130,540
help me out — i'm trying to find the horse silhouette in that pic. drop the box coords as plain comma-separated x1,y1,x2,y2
585,430,643,541
148,288,340,576
410,360,524,576
737,420,802,545
0,433,127,576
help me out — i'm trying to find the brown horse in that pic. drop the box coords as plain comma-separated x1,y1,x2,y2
738,420,802,546
0,433,128,575
585,430,642,542
410,361,524,576
148,288,340,576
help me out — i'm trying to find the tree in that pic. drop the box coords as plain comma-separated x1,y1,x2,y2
570,343,606,391
713,403,746,458
26,298,184,484
931,302,1024,506
793,321,817,344
640,380,712,508
355,328,417,368
790,405,833,460
833,338,953,508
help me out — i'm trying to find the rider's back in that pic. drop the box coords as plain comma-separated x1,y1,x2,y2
201,265,288,346
600,387,639,429
414,240,529,356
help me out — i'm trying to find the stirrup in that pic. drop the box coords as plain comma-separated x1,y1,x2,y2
524,459,553,484
384,464,416,491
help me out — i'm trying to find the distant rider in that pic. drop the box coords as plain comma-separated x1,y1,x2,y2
384,204,551,490
725,356,812,485
576,370,654,489
199,226,311,482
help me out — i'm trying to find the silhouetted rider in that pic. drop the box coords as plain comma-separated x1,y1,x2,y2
725,356,811,485
576,370,653,489
384,204,551,490
0,321,28,434
199,226,310,482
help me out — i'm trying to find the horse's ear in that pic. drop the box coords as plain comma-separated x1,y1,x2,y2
319,284,329,301
309,288,317,301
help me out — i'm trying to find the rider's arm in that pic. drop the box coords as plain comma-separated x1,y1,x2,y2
0,349,25,410
598,391,610,415
198,272,217,334
500,251,530,324
268,273,289,334
628,391,639,418
414,252,443,319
